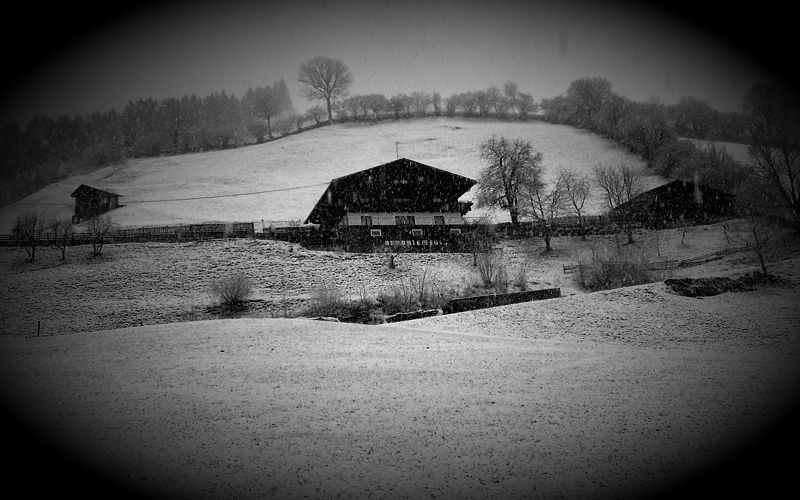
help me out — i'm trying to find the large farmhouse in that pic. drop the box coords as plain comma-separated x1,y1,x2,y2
305,158,476,247
612,179,735,227
71,184,122,224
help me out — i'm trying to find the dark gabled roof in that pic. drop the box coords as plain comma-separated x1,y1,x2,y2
612,178,735,220
328,158,475,186
305,158,476,224
620,179,734,206
70,184,123,198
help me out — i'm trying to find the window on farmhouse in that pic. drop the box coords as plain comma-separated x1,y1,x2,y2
411,228,423,237
361,215,373,226
370,229,382,237
395,215,415,225
434,216,445,226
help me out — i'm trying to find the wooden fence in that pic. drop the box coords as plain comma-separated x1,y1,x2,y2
0,221,256,247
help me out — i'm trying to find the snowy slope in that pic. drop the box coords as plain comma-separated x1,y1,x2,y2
0,118,660,232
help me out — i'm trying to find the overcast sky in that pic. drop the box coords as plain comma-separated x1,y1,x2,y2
0,0,786,126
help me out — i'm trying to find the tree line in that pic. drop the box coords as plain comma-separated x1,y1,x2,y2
0,80,295,206
0,55,788,223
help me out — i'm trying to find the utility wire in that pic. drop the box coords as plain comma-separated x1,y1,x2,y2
7,202,73,207
7,182,330,207
123,182,329,204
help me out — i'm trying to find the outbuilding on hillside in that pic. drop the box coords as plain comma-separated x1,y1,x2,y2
71,184,123,223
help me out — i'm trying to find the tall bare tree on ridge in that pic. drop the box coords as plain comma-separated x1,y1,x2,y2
298,57,353,124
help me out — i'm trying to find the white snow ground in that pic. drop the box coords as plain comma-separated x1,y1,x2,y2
0,221,798,498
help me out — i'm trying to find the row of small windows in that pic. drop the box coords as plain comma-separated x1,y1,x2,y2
361,215,447,226
369,228,461,237
352,192,443,204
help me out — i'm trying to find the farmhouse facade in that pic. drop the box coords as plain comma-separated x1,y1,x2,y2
305,158,476,246
71,184,122,223
612,179,735,227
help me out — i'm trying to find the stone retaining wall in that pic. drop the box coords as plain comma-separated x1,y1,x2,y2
442,288,561,314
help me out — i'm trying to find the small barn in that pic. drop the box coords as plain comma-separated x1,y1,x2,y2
612,179,735,227
71,184,123,223
305,158,477,248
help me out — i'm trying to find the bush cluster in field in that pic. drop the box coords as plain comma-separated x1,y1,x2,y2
297,252,538,322
299,269,458,322
573,245,660,291
209,273,252,314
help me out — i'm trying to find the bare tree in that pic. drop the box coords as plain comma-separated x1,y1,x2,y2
565,76,614,129
243,82,291,141
305,105,326,126
593,162,646,244
47,217,73,260
461,92,478,117
86,214,115,257
382,242,402,269
739,214,778,276
444,94,460,117
517,92,536,120
410,91,431,117
486,86,505,117
733,177,787,275
503,81,519,117
619,100,676,168
558,168,592,239
672,96,716,138
363,93,388,120
389,94,409,119
475,136,543,231
432,92,442,116
521,176,567,252
294,112,306,132
462,215,495,266
342,95,364,121
298,57,353,124
475,90,491,118
743,83,800,231
13,212,45,262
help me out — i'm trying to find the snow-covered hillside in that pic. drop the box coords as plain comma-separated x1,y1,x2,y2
0,118,660,232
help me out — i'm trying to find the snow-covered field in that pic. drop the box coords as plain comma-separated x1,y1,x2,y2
1,220,792,337
1,219,798,498
0,118,658,232
1,276,798,498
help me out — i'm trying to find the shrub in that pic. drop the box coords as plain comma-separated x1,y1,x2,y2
210,273,252,310
301,286,375,322
514,257,531,291
14,212,45,262
303,286,347,317
376,269,452,314
302,271,457,322
475,249,508,290
575,247,657,291
86,214,115,257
